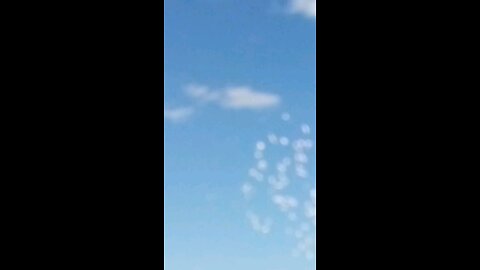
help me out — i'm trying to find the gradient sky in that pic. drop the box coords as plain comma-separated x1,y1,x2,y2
164,1,316,269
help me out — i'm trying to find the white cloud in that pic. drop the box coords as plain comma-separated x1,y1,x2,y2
289,0,316,19
221,87,280,109
164,107,194,123
185,84,280,110
185,84,221,103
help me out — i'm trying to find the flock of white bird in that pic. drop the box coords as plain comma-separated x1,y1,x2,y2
242,113,316,261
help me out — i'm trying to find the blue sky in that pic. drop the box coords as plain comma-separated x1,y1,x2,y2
164,1,316,269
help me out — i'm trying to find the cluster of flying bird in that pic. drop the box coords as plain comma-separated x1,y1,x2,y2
242,112,316,261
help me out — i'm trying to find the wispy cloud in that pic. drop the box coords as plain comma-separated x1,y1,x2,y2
164,107,194,123
288,0,316,19
185,84,281,110
165,84,280,123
